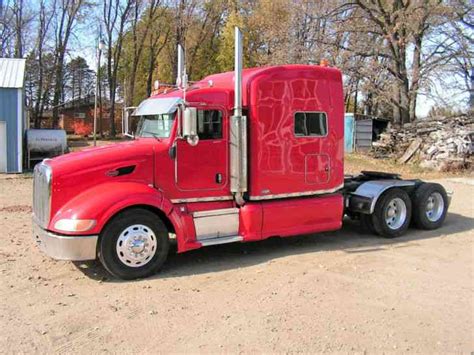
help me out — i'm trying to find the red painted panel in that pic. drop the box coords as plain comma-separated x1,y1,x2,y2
176,138,227,191
305,154,329,185
239,202,263,241
246,65,344,199
261,194,344,238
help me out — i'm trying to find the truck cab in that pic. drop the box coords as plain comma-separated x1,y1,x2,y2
32,28,450,280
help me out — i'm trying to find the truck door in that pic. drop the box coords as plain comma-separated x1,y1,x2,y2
175,107,228,192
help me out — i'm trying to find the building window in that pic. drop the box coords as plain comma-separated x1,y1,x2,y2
74,112,86,119
197,110,222,139
294,112,327,137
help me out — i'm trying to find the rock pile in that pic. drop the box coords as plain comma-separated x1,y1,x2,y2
371,114,474,171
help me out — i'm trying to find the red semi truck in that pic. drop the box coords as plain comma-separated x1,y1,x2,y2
32,28,450,279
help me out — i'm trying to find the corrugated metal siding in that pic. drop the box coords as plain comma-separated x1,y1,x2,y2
0,88,22,172
355,119,373,151
0,58,26,88
344,115,355,153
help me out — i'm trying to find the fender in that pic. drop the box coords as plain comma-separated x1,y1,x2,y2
48,181,199,253
349,180,416,214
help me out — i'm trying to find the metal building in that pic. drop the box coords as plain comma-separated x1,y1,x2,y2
0,58,26,173
344,113,355,153
344,113,390,152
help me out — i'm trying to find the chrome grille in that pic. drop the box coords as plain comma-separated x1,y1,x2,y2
33,162,52,228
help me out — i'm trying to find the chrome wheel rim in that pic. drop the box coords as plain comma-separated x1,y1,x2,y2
116,224,157,268
385,197,407,230
425,192,444,222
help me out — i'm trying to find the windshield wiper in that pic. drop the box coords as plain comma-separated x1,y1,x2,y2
142,131,162,141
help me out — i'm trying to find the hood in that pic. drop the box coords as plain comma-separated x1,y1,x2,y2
47,139,159,211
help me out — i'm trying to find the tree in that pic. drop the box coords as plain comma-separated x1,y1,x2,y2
51,0,86,127
216,7,245,72
427,1,473,110
31,0,55,127
64,56,95,102
144,4,171,97
103,0,134,137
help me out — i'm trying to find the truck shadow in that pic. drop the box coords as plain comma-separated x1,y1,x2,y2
74,211,473,283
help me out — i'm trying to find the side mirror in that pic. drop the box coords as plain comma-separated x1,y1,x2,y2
183,107,199,146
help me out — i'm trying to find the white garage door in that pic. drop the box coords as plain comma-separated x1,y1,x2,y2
0,121,6,173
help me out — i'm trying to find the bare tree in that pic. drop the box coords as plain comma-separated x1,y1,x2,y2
32,0,54,127
51,0,85,127
145,3,170,96
11,0,24,57
103,0,134,137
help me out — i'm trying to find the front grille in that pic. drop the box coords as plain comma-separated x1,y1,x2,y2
33,162,52,228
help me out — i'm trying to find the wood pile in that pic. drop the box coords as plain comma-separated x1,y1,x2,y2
371,114,474,171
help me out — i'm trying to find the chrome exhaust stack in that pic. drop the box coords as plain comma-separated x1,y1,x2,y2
230,27,247,206
176,44,185,88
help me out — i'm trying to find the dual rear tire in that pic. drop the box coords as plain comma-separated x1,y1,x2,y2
361,183,448,238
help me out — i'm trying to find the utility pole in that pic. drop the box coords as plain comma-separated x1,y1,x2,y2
93,35,105,146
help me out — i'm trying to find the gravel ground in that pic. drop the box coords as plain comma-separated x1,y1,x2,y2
0,175,473,353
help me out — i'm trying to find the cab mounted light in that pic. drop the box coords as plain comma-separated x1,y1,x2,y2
54,219,97,232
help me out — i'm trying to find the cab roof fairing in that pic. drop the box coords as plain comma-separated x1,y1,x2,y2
132,97,183,116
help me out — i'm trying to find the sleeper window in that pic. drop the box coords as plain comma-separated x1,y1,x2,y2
197,110,223,139
294,112,327,137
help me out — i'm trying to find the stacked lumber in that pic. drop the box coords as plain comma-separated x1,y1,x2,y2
371,114,474,171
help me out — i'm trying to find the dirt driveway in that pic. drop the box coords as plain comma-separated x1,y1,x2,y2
0,176,473,353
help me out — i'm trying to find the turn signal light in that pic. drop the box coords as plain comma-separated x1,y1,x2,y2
54,219,97,232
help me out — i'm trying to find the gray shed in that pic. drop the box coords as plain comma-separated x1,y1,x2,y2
0,58,26,173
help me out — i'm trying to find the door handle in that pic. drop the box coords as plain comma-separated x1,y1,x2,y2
215,173,223,184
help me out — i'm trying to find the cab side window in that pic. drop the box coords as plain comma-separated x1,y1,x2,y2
294,112,328,137
197,110,223,140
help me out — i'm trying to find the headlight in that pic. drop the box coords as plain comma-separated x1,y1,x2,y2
54,219,96,232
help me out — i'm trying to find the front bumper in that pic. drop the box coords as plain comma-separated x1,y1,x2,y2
32,221,98,261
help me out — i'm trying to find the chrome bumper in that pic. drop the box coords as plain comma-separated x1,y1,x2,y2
32,221,98,261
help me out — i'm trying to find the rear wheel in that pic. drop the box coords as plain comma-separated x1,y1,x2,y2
371,188,412,238
412,183,448,230
99,208,169,280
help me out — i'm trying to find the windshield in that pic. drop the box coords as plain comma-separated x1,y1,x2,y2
136,113,175,138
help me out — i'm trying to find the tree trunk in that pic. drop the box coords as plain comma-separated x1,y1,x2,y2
146,46,155,97
470,67,474,110
13,0,23,58
392,83,401,125
353,78,359,114
409,34,422,121
52,50,65,127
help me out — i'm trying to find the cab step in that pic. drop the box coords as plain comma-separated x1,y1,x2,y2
198,235,243,247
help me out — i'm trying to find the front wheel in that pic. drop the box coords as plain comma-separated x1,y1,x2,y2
371,188,412,238
99,208,170,280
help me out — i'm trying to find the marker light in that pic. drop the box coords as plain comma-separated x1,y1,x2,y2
54,219,97,232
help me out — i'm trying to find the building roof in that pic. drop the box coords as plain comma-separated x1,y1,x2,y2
0,58,26,88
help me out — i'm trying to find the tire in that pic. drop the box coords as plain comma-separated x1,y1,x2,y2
371,188,412,238
99,208,170,280
360,214,376,234
412,183,448,230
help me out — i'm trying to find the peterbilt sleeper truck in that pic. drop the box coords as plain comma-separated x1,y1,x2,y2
33,28,450,279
